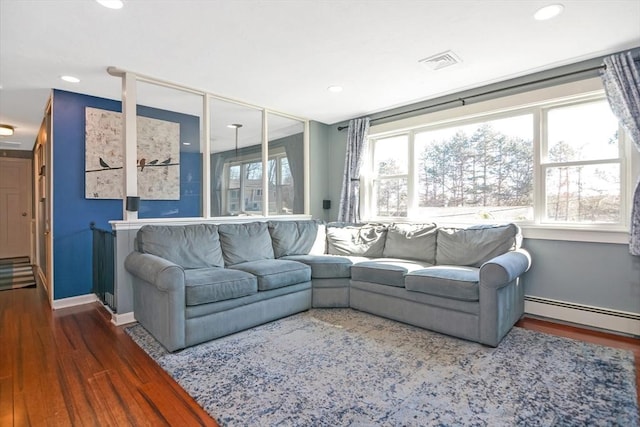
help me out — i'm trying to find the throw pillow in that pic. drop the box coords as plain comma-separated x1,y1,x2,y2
268,220,326,258
326,223,387,257
435,223,521,267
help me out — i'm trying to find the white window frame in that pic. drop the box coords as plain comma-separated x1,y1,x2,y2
222,149,292,215
364,78,638,244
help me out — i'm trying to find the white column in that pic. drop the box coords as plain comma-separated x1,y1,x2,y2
202,95,211,217
122,72,138,220
262,110,269,217
304,120,310,215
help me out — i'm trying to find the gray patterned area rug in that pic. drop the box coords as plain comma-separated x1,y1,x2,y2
126,309,638,426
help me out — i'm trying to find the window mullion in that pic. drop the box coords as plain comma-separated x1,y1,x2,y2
407,131,417,218
533,108,544,225
542,158,621,168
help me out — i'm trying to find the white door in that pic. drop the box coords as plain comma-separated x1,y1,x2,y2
0,157,32,259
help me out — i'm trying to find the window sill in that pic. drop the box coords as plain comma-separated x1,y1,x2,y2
519,225,629,244
364,217,629,244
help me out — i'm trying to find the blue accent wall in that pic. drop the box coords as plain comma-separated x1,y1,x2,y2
52,90,201,299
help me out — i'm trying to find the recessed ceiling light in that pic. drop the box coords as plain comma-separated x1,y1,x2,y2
0,124,15,136
327,85,343,93
534,4,564,20
96,0,124,9
61,75,80,83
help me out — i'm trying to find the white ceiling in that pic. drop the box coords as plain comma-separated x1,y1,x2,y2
1,0,639,151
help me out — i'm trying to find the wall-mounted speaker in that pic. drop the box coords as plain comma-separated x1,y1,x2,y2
126,196,140,212
323,200,331,210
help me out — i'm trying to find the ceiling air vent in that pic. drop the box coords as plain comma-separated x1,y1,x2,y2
419,50,462,71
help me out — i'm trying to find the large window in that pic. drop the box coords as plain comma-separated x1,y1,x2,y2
366,82,630,230
372,135,408,217
543,101,621,223
415,114,533,222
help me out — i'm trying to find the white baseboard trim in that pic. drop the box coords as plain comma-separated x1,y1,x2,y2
524,296,640,337
111,311,136,326
52,293,99,310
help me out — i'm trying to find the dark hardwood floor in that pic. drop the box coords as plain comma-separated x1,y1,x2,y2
1,284,638,425
0,284,217,426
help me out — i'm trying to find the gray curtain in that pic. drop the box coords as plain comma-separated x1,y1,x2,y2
282,135,304,214
338,118,370,223
210,153,227,216
600,51,640,255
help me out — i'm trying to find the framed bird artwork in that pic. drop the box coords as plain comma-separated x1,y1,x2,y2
84,107,180,200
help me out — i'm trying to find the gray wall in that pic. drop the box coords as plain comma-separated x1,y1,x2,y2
325,121,349,221
308,121,331,220
522,239,640,314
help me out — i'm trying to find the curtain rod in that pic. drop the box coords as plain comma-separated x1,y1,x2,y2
337,59,637,131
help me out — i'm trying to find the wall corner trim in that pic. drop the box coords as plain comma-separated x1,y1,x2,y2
111,311,136,326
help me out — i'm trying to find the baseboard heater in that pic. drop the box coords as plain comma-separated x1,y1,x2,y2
105,292,115,310
524,295,640,337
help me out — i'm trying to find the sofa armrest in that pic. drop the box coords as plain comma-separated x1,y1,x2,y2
480,249,531,289
125,251,187,352
125,251,185,292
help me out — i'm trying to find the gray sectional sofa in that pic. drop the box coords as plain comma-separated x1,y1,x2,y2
125,220,531,351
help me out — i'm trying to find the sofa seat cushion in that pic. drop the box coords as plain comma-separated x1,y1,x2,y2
184,268,257,306
229,259,311,291
405,266,480,301
351,259,433,287
281,254,353,278
186,282,311,319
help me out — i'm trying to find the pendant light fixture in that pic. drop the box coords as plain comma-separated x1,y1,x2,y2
228,123,243,157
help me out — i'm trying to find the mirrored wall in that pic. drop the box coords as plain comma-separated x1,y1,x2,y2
209,98,263,217
135,80,204,219
267,113,305,215
209,99,306,217
114,70,308,220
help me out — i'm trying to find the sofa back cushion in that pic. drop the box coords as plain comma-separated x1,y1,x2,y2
383,223,438,263
218,222,275,266
326,223,387,257
268,220,326,258
137,224,224,269
436,223,521,267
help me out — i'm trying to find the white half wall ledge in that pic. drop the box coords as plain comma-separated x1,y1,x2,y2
524,297,640,337
51,293,99,310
